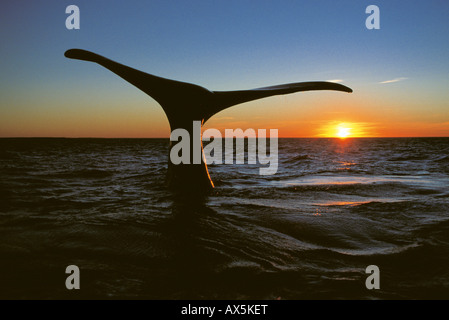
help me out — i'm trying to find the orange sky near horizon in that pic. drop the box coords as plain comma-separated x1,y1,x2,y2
1,87,448,138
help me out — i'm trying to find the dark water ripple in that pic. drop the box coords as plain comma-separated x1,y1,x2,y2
1,137,449,299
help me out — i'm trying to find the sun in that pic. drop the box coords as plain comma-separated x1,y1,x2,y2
337,125,351,138
317,121,370,138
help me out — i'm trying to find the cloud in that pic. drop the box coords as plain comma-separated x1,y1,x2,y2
379,77,408,84
326,79,344,83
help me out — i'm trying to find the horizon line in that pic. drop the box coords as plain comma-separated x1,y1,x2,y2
1,136,448,139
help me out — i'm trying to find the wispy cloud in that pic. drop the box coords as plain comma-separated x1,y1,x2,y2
326,79,344,83
379,77,408,84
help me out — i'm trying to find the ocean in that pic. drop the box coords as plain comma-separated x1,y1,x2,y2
1,137,449,299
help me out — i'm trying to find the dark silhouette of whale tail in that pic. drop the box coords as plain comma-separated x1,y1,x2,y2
64,49,352,195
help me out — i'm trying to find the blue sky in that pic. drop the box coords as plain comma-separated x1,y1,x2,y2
1,0,449,137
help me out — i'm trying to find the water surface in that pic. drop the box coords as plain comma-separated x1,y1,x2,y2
1,138,449,299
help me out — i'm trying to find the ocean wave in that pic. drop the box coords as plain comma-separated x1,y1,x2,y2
283,154,312,164
435,155,449,163
0,150,19,160
42,168,115,179
388,155,430,161
332,242,423,257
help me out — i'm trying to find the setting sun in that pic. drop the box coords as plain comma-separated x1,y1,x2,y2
316,121,377,138
337,126,351,138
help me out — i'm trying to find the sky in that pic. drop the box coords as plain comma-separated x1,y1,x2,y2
1,0,448,138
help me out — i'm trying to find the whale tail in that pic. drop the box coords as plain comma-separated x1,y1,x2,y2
65,49,352,126
64,48,352,194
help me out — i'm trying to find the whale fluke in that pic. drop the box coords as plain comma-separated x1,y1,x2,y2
65,48,352,195
207,82,352,121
